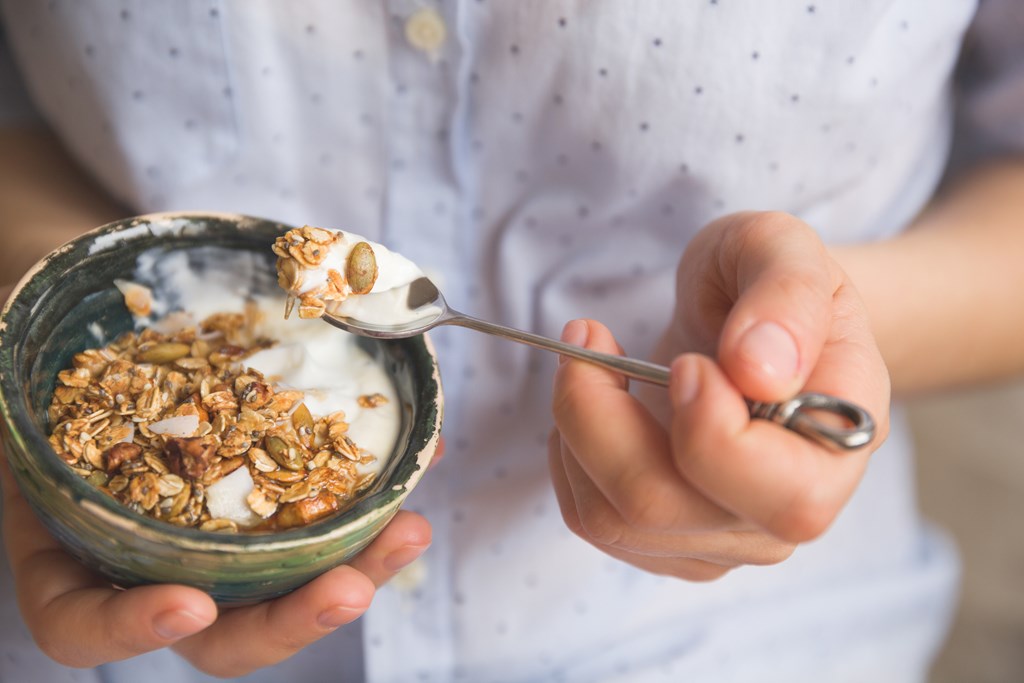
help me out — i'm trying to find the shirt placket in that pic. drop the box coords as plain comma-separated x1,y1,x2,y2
362,2,463,682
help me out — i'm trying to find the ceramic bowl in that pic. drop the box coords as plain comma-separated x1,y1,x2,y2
0,212,442,603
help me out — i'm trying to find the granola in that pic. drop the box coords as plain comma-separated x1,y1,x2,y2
47,307,386,532
273,225,378,319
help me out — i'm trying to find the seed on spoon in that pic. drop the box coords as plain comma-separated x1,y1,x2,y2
346,242,378,295
277,257,303,293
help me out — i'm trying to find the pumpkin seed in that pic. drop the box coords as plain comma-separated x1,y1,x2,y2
292,403,314,446
346,241,378,294
86,470,109,487
266,435,304,471
136,343,191,364
277,257,303,292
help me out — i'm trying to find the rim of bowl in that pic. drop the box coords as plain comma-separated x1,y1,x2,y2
0,211,442,552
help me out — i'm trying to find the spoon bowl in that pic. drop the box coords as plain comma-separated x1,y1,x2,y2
322,277,876,451
323,277,447,338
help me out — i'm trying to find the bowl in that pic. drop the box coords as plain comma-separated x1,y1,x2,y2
0,212,443,604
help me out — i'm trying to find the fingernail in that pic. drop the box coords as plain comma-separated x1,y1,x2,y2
317,605,361,630
737,322,799,381
383,544,428,572
153,609,211,641
673,356,701,405
559,320,589,364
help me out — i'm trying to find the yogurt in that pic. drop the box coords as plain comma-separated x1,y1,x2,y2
284,229,422,298
272,225,435,325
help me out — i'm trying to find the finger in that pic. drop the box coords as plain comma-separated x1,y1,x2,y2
582,536,738,582
347,509,431,587
670,353,871,543
428,435,446,468
798,278,891,442
552,319,733,533
173,565,372,678
547,434,744,582
2,447,218,666
716,212,840,402
25,583,217,667
173,510,430,678
549,430,792,564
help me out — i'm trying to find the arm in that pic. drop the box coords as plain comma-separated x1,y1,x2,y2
835,157,1024,394
0,125,124,281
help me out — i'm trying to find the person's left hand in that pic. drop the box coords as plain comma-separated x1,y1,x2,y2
0,281,434,677
549,211,890,581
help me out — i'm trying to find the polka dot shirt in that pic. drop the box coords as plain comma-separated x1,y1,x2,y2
0,1,993,681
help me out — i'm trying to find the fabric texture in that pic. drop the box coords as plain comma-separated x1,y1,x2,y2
0,1,985,681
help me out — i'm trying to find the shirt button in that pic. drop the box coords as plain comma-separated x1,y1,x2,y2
404,7,446,59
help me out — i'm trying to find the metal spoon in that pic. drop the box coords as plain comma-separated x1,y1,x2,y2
321,277,875,450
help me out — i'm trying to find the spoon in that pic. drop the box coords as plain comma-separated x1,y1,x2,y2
321,277,875,450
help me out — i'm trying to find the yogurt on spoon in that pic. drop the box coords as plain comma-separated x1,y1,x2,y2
273,226,424,321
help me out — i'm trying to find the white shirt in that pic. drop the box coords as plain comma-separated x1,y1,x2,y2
3,1,1002,681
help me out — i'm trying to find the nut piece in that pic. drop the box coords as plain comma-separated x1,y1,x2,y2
276,491,340,529
346,242,378,295
105,442,142,472
164,437,218,481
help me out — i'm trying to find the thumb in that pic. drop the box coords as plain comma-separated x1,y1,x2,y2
717,214,841,402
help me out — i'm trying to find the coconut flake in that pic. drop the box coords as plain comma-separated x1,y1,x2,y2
147,414,199,437
206,466,261,527
119,423,136,444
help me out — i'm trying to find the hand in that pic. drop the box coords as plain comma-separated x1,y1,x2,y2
549,211,890,580
0,449,430,675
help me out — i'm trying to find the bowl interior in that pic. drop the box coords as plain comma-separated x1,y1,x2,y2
1,213,440,549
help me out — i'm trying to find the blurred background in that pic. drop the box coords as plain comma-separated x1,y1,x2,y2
911,381,1024,682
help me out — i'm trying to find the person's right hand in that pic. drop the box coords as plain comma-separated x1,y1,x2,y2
549,211,889,581
0,399,430,678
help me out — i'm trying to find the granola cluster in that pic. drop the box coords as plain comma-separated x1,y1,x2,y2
47,305,385,532
273,225,378,319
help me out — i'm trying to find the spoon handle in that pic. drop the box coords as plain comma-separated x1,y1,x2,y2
449,313,672,383
446,313,875,451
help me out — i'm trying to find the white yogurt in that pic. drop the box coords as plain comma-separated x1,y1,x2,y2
244,315,402,464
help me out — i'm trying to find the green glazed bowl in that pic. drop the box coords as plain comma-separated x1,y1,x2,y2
0,212,443,604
